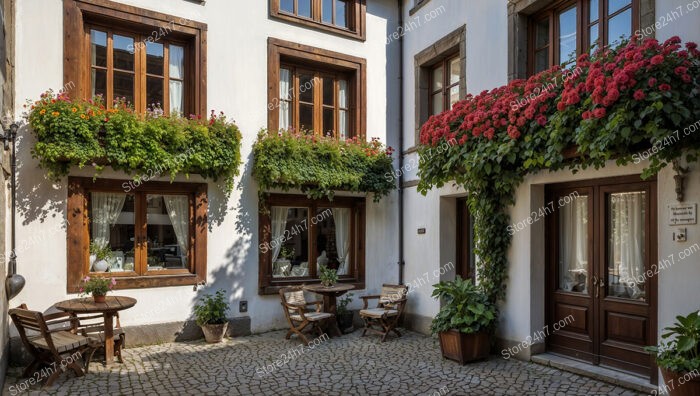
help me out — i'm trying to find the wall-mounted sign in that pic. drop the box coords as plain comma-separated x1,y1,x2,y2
669,203,697,225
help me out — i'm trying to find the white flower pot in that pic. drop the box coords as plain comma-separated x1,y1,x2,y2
92,259,110,272
89,254,97,266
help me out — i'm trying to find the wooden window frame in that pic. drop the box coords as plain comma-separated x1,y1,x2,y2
258,194,366,295
280,64,353,138
456,197,475,281
527,0,640,75
429,54,460,116
63,0,207,115
270,0,367,41
267,38,366,139
66,177,208,292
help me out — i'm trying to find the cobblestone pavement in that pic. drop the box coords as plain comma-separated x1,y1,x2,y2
3,329,644,396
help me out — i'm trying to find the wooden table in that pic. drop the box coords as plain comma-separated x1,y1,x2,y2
303,284,355,336
55,296,137,366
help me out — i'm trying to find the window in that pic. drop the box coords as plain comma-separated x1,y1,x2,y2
412,26,465,150
279,66,352,138
67,178,207,292
268,38,366,139
64,0,207,115
430,55,461,115
528,0,639,74
259,194,365,294
88,27,187,114
271,0,366,40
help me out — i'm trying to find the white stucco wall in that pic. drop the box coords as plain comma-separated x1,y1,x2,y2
11,0,400,334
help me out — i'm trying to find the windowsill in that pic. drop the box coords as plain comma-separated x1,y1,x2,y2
68,273,202,293
270,10,365,41
259,280,365,295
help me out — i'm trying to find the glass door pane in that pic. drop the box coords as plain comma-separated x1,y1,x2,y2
607,192,646,300
146,194,190,271
558,194,589,293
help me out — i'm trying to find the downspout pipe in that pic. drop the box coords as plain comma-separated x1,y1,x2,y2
397,0,405,285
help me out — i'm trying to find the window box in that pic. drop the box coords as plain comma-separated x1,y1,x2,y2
67,177,208,292
252,130,395,201
258,194,366,294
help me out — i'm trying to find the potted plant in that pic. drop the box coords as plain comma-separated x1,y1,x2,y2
90,241,113,272
646,311,700,396
430,276,497,364
336,293,354,332
79,276,116,303
319,264,338,287
193,289,230,343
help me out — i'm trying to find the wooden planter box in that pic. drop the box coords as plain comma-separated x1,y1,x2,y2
660,368,700,396
438,329,490,364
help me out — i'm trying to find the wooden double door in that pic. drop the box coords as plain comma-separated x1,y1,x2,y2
545,176,657,382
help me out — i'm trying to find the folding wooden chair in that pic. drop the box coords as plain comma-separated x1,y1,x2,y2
359,284,409,342
72,312,126,370
9,304,97,386
279,286,334,344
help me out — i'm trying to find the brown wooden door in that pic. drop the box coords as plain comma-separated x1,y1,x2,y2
456,198,474,280
546,176,657,382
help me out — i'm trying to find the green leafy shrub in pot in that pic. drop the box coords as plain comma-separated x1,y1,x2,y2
430,276,497,335
647,311,700,373
193,289,230,343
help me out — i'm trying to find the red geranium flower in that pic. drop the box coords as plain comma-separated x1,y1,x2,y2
650,55,665,65
593,108,607,119
633,90,646,100
658,83,672,91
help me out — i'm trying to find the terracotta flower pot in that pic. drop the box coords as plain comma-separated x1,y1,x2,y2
93,293,106,303
438,329,490,364
201,322,228,343
660,367,700,396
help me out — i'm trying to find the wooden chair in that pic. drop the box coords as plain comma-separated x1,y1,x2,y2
359,284,409,342
72,312,126,370
9,304,97,386
279,286,334,344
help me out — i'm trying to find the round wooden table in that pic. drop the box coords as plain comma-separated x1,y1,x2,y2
55,296,137,366
303,284,355,336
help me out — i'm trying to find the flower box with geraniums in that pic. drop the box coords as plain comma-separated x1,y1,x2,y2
25,92,242,193
193,290,230,343
431,277,497,364
79,276,117,303
252,129,395,202
336,292,354,332
646,311,700,396
418,36,700,303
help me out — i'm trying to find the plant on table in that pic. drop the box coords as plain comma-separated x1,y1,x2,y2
319,264,338,287
431,276,497,364
646,310,700,395
79,276,116,303
193,289,230,343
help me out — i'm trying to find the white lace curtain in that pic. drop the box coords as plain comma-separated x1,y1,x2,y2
279,68,291,130
559,196,588,292
169,45,185,114
271,207,290,264
332,208,351,275
163,196,189,258
91,193,126,249
611,192,645,299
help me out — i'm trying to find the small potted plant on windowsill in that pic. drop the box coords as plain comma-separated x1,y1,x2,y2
336,293,354,332
79,276,116,303
194,289,230,343
90,241,114,272
431,276,497,364
646,311,700,396
319,264,338,287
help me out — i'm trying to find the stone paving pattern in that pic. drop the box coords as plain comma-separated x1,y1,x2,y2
3,329,644,396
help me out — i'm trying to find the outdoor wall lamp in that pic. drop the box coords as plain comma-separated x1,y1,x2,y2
673,159,689,203
0,122,25,300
